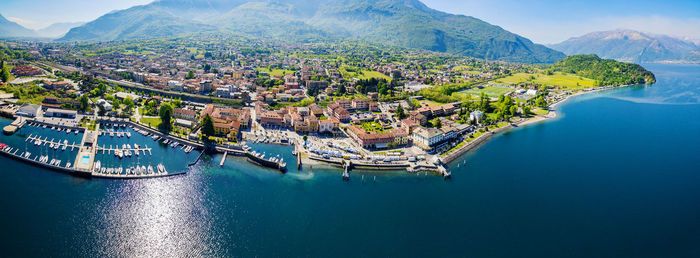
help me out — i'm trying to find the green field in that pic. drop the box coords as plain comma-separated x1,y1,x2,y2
140,117,162,128
453,66,482,75
257,68,295,77
339,65,391,81
460,86,513,97
495,72,597,90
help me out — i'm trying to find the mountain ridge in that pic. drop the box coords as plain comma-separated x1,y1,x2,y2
0,13,38,38
59,0,565,63
549,29,700,63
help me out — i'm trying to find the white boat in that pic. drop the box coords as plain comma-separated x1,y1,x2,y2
66,129,71,134
126,132,131,138
118,150,123,159
49,143,54,149
66,162,71,168
147,165,154,174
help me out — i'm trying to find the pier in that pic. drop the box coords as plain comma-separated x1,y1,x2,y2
26,134,80,151
342,160,351,180
3,117,26,135
96,145,152,156
220,151,227,167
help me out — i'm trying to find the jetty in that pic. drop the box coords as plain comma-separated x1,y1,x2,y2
3,117,26,135
220,151,228,167
96,145,152,156
26,135,80,151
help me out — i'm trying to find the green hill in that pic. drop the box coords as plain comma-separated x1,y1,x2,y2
553,54,656,86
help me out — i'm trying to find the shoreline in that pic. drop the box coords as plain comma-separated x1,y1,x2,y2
439,84,636,164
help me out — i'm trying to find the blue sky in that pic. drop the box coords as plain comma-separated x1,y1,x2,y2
2,0,699,43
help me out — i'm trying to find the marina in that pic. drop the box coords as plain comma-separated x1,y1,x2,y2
0,116,292,179
0,118,199,179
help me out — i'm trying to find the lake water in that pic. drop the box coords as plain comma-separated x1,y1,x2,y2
0,64,698,257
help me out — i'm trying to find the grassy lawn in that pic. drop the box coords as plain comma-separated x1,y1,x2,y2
339,65,391,81
495,72,597,90
531,108,549,115
466,131,486,142
460,86,513,97
441,141,467,156
257,68,295,77
140,117,162,128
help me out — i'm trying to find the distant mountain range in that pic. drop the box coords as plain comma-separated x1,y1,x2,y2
0,13,84,39
550,30,700,63
36,22,86,38
0,13,37,38
56,0,565,63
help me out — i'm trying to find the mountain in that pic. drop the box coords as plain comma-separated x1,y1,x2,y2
60,0,565,63
36,22,86,38
550,30,700,63
59,4,218,42
0,13,37,38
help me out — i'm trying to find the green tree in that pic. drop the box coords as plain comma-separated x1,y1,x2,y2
185,70,196,79
338,84,346,95
79,95,89,112
201,114,215,137
172,98,183,108
535,96,547,108
395,104,406,119
431,118,442,129
123,96,134,113
478,92,490,112
158,103,173,131
0,62,11,83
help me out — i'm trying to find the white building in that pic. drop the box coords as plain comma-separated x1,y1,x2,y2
469,110,484,123
168,80,184,91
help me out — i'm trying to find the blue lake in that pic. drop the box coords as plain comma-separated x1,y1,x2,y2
0,63,698,257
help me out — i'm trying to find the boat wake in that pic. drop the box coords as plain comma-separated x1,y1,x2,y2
287,172,315,181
